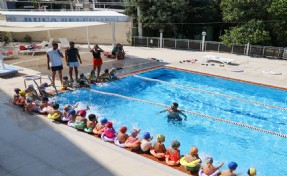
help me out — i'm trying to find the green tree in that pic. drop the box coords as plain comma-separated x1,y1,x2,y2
220,19,271,46
268,0,287,46
124,0,221,39
220,0,287,46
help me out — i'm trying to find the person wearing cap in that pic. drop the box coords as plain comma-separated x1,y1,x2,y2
99,68,111,82
38,82,53,97
200,156,224,175
76,73,90,88
150,134,166,159
117,126,129,144
65,41,82,82
24,96,36,113
159,102,187,122
102,121,116,141
25,84,38,99
109,68,118,80
47,43,64,85
62,76,73,90
13,88,21,104
165,140,181,166
90,44,104,78
125,129,141,150
220,162,238,176
84,114,98,133
74,110,87,130
247,168,256,176
67,109,77,127
15,90,26,106
36,96,49,113
61,104,72,122
93,118,108,135
89,70,97,84
140,132,154,154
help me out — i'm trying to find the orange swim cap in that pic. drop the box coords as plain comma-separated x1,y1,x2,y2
190,146,198,155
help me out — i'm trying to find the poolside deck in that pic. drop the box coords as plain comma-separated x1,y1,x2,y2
1,45,286,176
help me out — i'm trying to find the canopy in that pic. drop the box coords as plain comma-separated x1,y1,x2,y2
0,21,106,32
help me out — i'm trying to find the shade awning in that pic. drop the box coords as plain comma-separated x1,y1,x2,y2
0,21,106,32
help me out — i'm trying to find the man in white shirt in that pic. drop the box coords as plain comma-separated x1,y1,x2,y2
47,43,64,85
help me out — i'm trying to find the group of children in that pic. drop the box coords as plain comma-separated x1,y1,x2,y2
61,68,118,90
12,86,256,176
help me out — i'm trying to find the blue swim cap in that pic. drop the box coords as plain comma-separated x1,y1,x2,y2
100,118,108,124
228,162,238,170
69,109,76,115
26,97,33,103
42,82,49,87
143,132,151,140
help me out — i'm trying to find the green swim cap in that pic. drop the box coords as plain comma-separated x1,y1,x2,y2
157,134,165,142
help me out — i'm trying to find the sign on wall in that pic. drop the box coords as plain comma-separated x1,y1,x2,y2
6,15,129,22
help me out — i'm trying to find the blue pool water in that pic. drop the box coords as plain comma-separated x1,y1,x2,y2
54,68,287,175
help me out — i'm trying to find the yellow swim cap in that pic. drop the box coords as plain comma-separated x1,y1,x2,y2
25,93,33,97
248,168,256,176
156,134,165,142
19,90,26,96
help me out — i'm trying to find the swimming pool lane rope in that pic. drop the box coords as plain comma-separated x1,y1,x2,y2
86,88,287,139
133,75,287,111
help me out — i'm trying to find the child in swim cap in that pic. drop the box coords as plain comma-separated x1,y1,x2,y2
76,73,90,88
116,126,129,144
61,104,72,121
125,129,141,150
200,156,224,175
24,96,36,113
62,76,72,90
103,122,116,140
140,132,153,154
247,168,256,176
89,70,97,84
25,84,38,99
93,118,108,135
38,82,53,97
165,140,181,166
13,88,21,104
182,146,202,172
15,90,26,106
151,134,166,159
220,162,238,176
109,68,117,79
74,110,87,130
99,68,111,82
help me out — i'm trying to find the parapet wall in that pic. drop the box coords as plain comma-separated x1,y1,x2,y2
12,22,132,45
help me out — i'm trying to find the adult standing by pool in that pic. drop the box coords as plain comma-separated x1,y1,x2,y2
47,43,64,85
65,42,82,82
90,44,104,78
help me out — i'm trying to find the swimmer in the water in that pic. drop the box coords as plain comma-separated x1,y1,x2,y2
159,102,187,121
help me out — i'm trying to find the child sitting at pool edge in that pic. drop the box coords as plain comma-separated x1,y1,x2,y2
165,140,181,166
150,134,166,159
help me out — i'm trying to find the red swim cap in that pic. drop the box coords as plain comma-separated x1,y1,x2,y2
120,126,127,133
106,122,113,128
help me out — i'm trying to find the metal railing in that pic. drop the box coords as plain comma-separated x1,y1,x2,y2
133,36,287,59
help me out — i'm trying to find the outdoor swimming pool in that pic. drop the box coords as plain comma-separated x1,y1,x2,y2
54,68,287,175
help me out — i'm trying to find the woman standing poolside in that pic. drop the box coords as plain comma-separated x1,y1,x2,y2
90,44,104,78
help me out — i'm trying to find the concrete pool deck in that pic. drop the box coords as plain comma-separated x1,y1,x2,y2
1,45,287,176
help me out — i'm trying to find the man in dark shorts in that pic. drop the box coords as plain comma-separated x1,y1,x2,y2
47,43,64,85
159,102,187,123
65,42,82,82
